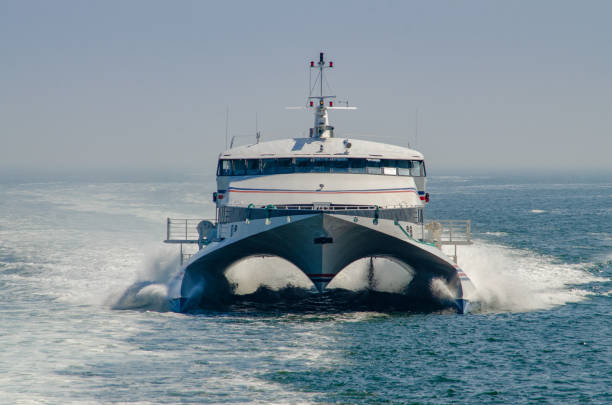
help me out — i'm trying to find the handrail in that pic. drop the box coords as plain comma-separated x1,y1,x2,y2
165,218,217,242
424,219,471,245
251,204,378,211
164,218,217,265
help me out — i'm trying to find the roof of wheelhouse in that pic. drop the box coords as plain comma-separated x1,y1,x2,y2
219,137,424,160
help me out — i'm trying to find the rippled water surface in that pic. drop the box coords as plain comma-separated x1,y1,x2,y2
1,172,610,404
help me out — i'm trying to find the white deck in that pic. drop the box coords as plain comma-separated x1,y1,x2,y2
220,137,424,160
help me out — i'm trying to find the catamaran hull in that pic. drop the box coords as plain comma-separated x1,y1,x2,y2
167,213,476,314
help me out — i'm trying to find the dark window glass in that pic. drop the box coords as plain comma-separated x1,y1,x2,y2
382,159,398,175
350,158,366,173
411,160,423,177
261,159,276,174
275,158,293,174
218,160,232,176
366,158,382,175
312,158,331,173
232,159,246,176
294,158,312,173
217,157,425,177
246,159,260,175
331,158,349,173
397,160,412,176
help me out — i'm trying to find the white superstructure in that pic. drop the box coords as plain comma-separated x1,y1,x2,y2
215,137,427,209
165,53,476,314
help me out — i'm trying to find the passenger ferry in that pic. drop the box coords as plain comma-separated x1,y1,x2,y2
165,53,477,313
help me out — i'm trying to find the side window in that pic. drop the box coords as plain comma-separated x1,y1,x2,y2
366,158,382,175
295,158,312,173
232,159,246,176
262,159,275,174
382,159,398,175
246,159,260,175
397,160,412,176
410,160,423,177
331,158,349,173
275,158,293,174
218,159,232,176
350,158,366,174
312,158,331,173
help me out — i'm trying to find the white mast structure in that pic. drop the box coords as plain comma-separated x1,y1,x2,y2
308,52,356,138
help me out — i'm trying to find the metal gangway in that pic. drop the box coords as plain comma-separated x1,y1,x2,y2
424,219,472,263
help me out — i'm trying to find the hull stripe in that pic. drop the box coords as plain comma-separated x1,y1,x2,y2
228,187,418,195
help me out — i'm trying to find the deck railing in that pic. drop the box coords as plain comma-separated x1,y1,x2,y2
424,219,471,263
165,218,216,243
164,218,216,265
425,219,471,245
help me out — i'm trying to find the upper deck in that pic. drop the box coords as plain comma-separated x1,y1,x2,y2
215,137,428,209
219,137,424,160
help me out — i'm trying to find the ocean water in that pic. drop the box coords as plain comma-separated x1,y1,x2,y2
0,171,610,404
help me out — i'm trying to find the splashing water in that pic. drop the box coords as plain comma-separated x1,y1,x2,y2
429,277,455,301
110,248,180,311
456,242,607,312
327,257,414,293
225,256,313,294
111,240,607,314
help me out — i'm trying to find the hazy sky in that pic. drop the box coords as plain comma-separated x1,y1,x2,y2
1,0,611,174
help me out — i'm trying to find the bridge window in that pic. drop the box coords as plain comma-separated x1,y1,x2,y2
217,158,426,177
411,160,424,177
295,158,312,173
232,159,247,176
246,159,260,175
261,158,276,174
350,158,366,173
397,160,412,176
275,158,293,174
382,159,398,175
366,158,382,175
332,158,349,173
312,158,332,173
218,159,232,176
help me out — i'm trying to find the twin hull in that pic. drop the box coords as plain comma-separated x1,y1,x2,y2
168,213,474,313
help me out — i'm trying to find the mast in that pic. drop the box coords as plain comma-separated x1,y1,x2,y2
309,52,335,138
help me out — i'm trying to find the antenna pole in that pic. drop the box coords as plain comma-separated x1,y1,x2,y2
225,106,229,149
415,108,419,149
308,52,336,138
319,52,324,98
255,112,261,144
